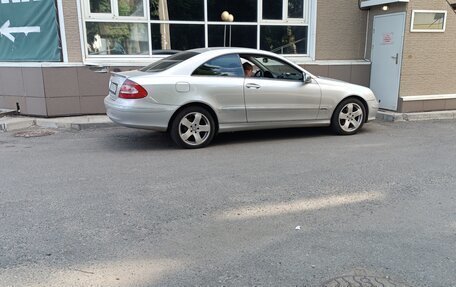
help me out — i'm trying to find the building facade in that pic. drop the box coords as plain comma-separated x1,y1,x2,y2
0,0,455,116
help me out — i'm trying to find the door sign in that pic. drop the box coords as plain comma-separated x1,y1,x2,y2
382,33,394,45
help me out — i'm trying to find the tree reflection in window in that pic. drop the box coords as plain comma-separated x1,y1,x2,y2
86,22,149,55
260,26,307,54
118,0,144,16
288,0,304,18
90,0,111,13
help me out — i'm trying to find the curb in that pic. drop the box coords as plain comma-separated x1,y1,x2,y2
0,109,16,118
1,116,115,132
70,122,116,130
35,116,116,130
0,118,35,132
376,110,456,122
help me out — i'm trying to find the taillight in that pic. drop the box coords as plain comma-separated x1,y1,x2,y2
119,79,148,99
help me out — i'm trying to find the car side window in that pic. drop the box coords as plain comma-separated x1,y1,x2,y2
242,54,303,81
192,54,244,77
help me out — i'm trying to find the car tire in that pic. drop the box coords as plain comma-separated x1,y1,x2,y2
331,98,366,135
170,106,216,149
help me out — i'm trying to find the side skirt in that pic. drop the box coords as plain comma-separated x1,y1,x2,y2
218,120,330,133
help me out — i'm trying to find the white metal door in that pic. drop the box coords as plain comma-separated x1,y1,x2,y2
370,13,406,111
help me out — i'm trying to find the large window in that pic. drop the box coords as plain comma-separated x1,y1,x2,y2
82,0,312,58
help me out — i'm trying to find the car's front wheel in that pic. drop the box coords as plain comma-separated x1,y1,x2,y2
331,98,366,135
170,106,216,149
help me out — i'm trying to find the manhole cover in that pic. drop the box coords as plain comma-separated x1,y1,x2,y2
321,275,412,287
14,129,56,138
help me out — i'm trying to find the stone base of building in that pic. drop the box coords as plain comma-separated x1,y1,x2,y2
2,64,455,117
0,66,132,117
398,97,456,113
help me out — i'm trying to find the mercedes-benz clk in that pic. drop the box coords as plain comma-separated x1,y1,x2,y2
105,47,378,149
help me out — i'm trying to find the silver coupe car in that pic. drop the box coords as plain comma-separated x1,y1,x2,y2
105,47,378,148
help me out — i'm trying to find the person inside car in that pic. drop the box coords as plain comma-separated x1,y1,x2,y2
243,62,253,77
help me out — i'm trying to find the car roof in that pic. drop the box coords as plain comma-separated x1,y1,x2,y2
154,47,306,76
131,47,312,78
189,47,278,57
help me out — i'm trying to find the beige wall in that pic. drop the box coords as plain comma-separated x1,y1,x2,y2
315,0,367,60
400,0,456,97
63,0,83,62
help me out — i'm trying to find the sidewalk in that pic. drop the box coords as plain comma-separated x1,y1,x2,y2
1,109,456,132
0,113,115,132
376,109,456,122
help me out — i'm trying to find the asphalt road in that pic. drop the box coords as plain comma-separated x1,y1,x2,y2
0,120,455,287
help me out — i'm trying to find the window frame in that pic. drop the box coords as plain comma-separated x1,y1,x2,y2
410,10,447,33
86,0,114,19
85,0,147,20
259,0,309,23
80,0,316,62
83,20,151,58
259,24,308,55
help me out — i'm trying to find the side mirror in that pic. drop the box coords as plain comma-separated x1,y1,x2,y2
303,73,312,84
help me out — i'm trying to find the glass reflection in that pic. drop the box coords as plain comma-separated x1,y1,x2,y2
288,0,304,18
413,12,445,30
151,24,204,52
118,0,144,16
262,0,282,20
260,26,307,54
193,54,244,77
208,25,257,48
90,0,111,13
86,22,149,55
207,0,257,22
150,0,204,21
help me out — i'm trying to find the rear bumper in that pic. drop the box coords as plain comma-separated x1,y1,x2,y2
104,96,178,131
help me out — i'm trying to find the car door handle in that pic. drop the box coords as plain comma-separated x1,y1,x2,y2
246,83,261,89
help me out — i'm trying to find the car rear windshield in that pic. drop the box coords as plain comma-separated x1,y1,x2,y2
140,51,200,72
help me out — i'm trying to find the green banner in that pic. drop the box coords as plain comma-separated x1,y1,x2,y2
0,0,62,61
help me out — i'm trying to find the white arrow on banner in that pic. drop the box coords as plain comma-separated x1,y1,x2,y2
0,0,41,3
0,20,40,42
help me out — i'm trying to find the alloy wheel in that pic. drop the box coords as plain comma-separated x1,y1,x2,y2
338,103,364,133
178,112,211,146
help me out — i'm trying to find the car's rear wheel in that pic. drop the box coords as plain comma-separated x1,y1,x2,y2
170,106,216,149
331,98,366,135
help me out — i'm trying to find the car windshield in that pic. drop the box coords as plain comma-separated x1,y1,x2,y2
140,51,200,72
